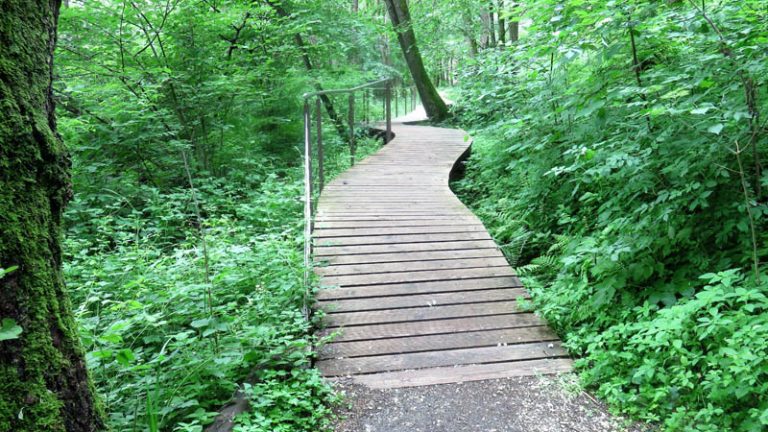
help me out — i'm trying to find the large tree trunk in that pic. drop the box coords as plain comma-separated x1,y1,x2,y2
383,0,448,121
0,0,104,431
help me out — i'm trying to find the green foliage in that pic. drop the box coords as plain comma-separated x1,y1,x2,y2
0,318,23,342
63,168,323,431
453,0,768,430
234,369,339,432
54,0,393,430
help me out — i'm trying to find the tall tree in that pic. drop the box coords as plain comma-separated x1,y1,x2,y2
383,0,448,121
498,0,506,44
0,0,104,431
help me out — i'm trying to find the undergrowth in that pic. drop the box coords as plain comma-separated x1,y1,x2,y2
452,1,768,430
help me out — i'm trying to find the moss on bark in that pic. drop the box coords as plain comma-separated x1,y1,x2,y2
0,0,104,430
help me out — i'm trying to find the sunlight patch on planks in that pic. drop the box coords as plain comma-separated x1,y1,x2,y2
312,120,570,388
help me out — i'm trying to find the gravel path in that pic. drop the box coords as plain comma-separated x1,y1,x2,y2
332,374,652,432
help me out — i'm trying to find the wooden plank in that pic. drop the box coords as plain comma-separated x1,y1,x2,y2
315,215,478,222
317,342,568,376
323,301,524,326
313,239,499,256
317,288,528,312
315,257,509,276
319,326,557,359
313,225,487,238
314,219,479,229
317,248,502,266
315,232,492,248
319,313,544,342
352,358,574,389
317,213,467,219
319,266,516,288
315,277,523,300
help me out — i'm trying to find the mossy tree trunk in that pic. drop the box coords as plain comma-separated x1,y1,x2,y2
0,0,104,430
383,0,449,121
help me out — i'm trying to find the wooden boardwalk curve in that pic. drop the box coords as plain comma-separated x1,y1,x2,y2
313,117,571,389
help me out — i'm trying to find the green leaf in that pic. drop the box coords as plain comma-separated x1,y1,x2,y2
190,318,210,329
0,318,23,341
116,349,135,366
0,266,19,280
707,123,724,135
690,107,712,115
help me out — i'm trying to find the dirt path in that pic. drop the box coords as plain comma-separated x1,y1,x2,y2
332,374,651,432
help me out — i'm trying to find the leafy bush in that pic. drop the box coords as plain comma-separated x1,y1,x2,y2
54,0,394,429
452,0,768,430
63,171,319,431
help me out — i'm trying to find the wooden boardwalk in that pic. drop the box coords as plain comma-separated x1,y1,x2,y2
313,118,571,389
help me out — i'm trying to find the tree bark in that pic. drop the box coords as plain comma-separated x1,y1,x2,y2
487,1,496,47
497,0,506,45
508,20,519,42
383,0,448,121
0,0,104,430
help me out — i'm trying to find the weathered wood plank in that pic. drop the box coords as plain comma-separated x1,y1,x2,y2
319,266,516,288
351,358,575,389
314,225,487,238
319,314,545,342
316,248,502,266
319,326,558,359
315,257,509,276
314,219,479,229
323,301,524,326
317,288,528,312
313,239,499,256
315,277,523,300
317,342,568,376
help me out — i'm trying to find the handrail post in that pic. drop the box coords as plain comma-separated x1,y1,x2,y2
385,81,392,142
406,87,410,112
302,99,312,321
395,85,399,117
316,98,324,193
348,93,356,165
382,90,386,122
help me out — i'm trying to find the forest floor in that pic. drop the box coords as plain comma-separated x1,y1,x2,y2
331,374,652,432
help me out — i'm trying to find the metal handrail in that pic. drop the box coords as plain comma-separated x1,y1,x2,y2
301,77,416,321
302,78,392,98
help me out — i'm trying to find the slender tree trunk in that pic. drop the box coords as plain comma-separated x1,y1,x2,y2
0,0,104,430
497,0,506,45
266,0,347,137
352,0,359,12
462,12,479,56
509,20,519,42
383,0,448,121
487,1,496,47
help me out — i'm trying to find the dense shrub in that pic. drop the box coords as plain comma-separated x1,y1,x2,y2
453,1,768,430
